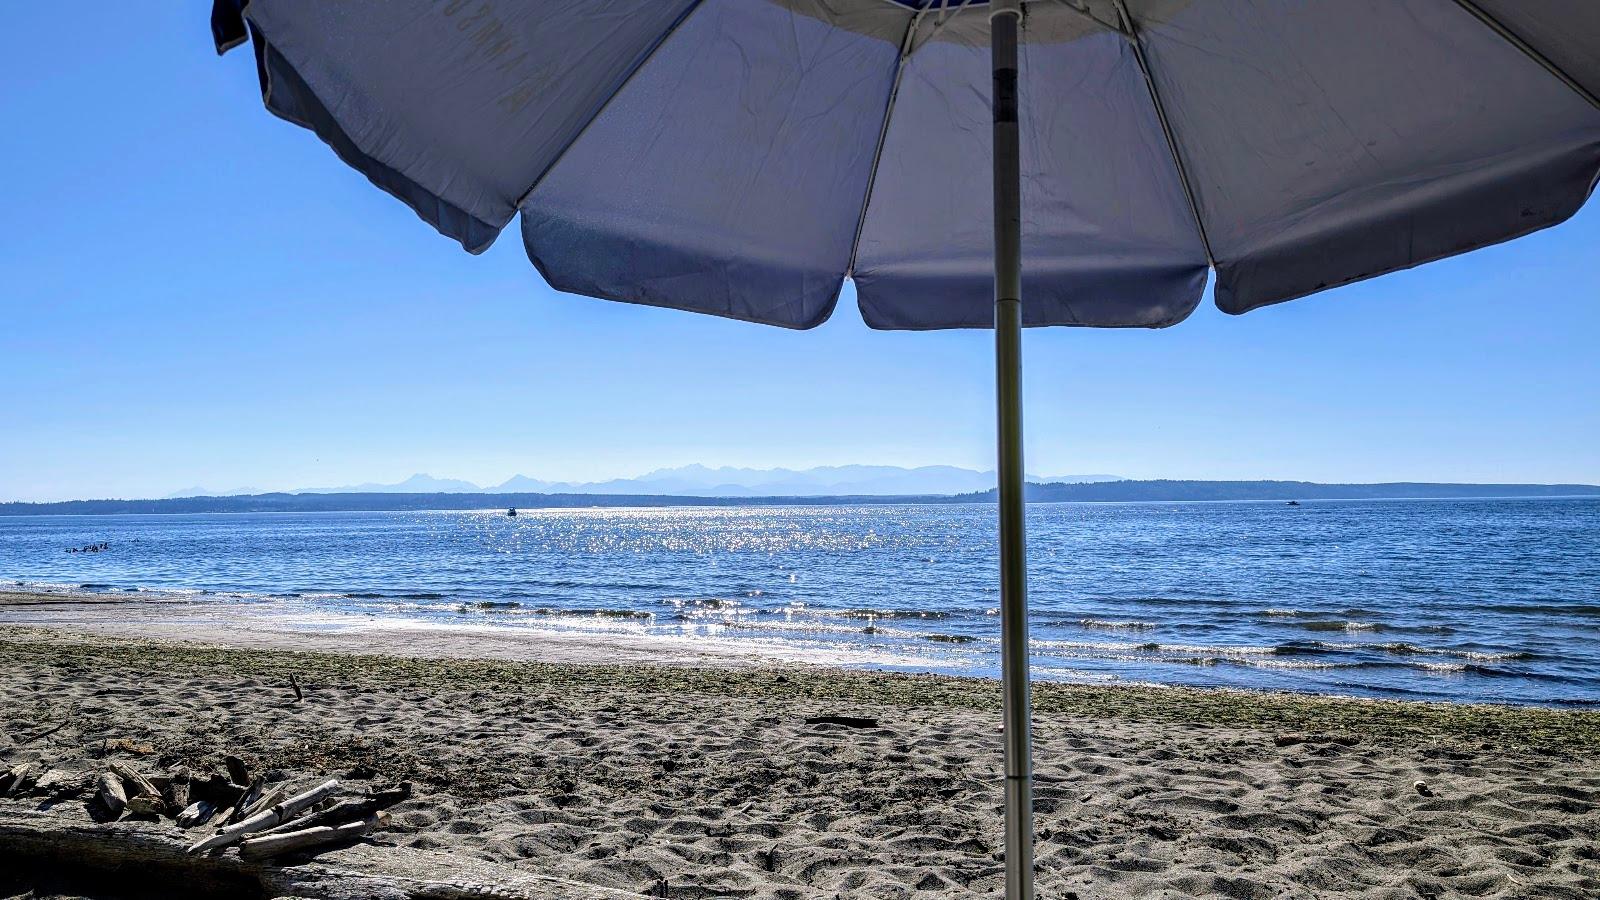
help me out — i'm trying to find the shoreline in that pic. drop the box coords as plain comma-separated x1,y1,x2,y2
4,588,1598,717
3,605,1597,756
3,624,1598,897
0,589,941,671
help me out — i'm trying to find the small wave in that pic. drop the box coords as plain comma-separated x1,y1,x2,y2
1248,659,1354,671
1461,649,1538,662
1295,620,1383,633
666,597,739,610
923,633,976,644
345,592,388,599
398,592,447,600
1032,639,1278,658
533,607,653,620
1075,618,1156,631
78,583,116,590
833,608,951,621
1152,642,1279,657
1276,640,1544,664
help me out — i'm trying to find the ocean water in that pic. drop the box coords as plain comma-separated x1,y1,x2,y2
2,499,1596,706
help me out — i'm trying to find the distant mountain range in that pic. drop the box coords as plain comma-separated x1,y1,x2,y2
9,480,1597,517
279,465,1123,499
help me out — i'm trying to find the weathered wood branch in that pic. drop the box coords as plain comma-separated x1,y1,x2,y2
186,779,341,855
239,787,286,823
237,811,384,861
175,800,217,829
254,783,411,837
108,763,163,816
32,769,80,798
1,764,34,796
96,772,127,818
20,719,70,744
227,776,264,825
126,794,165,816
108,763,160,800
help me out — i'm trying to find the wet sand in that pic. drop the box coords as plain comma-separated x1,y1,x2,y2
2,593,1598,898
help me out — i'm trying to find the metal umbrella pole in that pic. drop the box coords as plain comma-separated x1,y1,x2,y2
990,2,1034,898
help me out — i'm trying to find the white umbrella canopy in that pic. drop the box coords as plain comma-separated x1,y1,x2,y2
212,0,1598,330
211,2,1599,897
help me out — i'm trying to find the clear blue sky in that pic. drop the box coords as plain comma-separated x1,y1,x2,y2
2,4,1596,502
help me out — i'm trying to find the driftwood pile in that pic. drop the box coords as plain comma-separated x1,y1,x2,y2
5,753,410,862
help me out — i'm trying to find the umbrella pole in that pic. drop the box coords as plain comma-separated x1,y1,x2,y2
991,3,1033,900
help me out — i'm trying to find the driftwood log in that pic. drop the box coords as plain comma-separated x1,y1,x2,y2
237,811,385,861
227,777,264,825
254,783,411,838
223,755,250,787
0,804,610,900
163,768,191,816
109,763,164,816
239,787,286,824
1,764,34,796
187,779,341,854
108,763,159,800
96,772,127,818
32,769,78,798
175,800,217,829
126,794,165,816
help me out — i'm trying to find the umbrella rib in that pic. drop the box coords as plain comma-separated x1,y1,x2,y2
1446,0,1600,112
1043,0,1125,35
1111,0,1216,268
845,7,928,278
515,0,709,209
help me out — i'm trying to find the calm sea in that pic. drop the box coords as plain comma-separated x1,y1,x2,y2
2,499,1596,706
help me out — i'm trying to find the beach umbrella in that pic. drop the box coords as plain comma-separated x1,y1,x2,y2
210,0,1600,895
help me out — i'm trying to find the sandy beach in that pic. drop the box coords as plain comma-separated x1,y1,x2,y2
2,593,1598,899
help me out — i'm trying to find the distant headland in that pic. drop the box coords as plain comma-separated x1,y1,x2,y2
2,480,1596,516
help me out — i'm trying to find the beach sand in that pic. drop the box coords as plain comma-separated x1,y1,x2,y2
2,593,1598,899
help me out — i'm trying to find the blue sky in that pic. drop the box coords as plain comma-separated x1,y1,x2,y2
2,4,1597,502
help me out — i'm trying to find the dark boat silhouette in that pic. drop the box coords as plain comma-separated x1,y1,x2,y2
1286,500,1301,507
506,507,518,517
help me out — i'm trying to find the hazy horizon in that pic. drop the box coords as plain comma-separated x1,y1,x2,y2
7,461,1600,505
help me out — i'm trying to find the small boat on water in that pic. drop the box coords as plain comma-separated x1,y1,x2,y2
506,507,518,517
1286,500,1301,507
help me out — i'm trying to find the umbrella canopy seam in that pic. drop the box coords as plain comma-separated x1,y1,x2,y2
1449,0,1600,112
1042,0,1123,35
1111,0,1215,268
846,5,937,278
513,0,709,212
